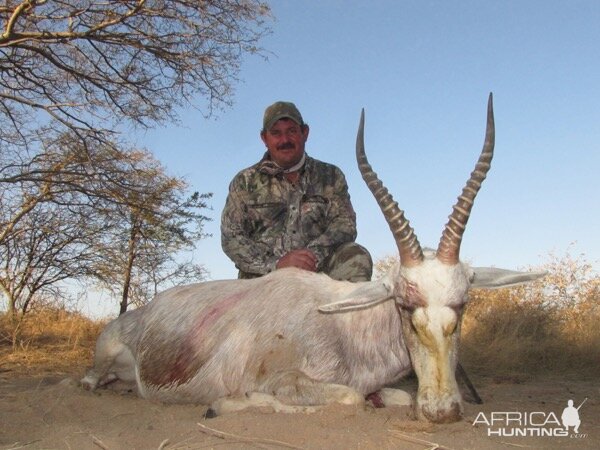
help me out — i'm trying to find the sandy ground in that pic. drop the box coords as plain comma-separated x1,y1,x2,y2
0,370,597,450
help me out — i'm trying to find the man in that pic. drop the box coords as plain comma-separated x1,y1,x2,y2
561,399,582,434
221,101,372,281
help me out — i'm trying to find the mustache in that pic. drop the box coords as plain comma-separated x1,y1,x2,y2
276,142,295,151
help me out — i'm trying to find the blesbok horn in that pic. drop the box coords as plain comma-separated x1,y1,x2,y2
437,93,495,265
356,109,424,267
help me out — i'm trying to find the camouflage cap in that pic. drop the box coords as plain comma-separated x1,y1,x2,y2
263,101,304,131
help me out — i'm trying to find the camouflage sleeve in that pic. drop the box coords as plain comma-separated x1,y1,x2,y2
220,176,278,275
306,168,357,267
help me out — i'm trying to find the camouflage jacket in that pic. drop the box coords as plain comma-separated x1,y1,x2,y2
221,153,357,276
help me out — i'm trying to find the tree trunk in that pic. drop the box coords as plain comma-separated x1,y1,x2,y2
119,222,139,315
0,284,18,319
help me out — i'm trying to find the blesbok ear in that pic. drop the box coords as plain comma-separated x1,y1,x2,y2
470,267,547,289
318,281,395,313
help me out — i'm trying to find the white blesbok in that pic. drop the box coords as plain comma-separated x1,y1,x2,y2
82,94,545,422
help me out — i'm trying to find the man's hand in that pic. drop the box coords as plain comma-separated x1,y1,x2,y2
276,249,317,272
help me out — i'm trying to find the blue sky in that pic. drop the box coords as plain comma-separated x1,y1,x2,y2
137,1,599,282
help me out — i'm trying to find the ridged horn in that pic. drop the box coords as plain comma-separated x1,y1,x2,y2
356,109,424,267
437,93,495,265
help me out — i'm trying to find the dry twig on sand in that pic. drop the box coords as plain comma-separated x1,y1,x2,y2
91,435,109,450
197,422,304,449
389,429,454,450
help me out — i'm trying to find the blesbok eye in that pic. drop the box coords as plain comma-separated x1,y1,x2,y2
400,302,418,313
450,304,465,315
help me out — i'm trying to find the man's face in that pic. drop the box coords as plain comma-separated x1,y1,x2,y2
261,118,309,169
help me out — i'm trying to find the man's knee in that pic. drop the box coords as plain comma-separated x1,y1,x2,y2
324,242,373,282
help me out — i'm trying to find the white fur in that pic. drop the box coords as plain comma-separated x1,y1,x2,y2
82,261,543,422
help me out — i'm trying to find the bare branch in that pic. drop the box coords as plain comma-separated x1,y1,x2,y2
0,0,272,148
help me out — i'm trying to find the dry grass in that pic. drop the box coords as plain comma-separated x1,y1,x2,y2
462,252,600,379
0,308,106,376
462,292,600,378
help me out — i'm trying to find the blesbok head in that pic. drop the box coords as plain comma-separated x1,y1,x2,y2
320,94,545,422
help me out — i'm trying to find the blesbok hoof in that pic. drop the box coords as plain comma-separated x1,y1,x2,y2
204,408,218,419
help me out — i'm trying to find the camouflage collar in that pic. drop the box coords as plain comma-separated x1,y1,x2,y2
258,152,307,176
